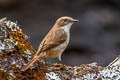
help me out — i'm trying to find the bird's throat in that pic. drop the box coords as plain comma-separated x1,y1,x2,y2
60,23,72,32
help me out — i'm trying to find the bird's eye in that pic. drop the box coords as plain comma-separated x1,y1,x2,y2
64,19,67,22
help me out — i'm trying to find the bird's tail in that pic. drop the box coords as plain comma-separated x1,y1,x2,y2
21,54,42,71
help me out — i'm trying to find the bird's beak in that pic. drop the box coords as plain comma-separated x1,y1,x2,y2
73,19,79,22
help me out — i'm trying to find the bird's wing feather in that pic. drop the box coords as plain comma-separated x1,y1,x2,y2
36,28,67,55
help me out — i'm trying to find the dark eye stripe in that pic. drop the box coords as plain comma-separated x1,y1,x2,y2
64,19,67,22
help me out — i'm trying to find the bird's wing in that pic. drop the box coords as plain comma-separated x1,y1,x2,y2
36,28,67,56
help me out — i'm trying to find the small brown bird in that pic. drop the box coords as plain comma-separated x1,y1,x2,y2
21,16,78,71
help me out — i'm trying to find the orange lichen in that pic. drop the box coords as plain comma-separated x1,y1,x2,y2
33,64,48,80
11,30,35,53
0,18,46,79
0,70,12,80
34,70,45,80
0,52,4,56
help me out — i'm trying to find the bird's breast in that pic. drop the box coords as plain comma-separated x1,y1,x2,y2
54,32,70,50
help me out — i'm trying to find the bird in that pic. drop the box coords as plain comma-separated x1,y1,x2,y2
21,16,79,71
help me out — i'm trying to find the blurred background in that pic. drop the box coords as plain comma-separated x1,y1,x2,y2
1,0,120,66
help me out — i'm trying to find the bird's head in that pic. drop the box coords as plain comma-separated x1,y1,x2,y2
56,16,79,28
